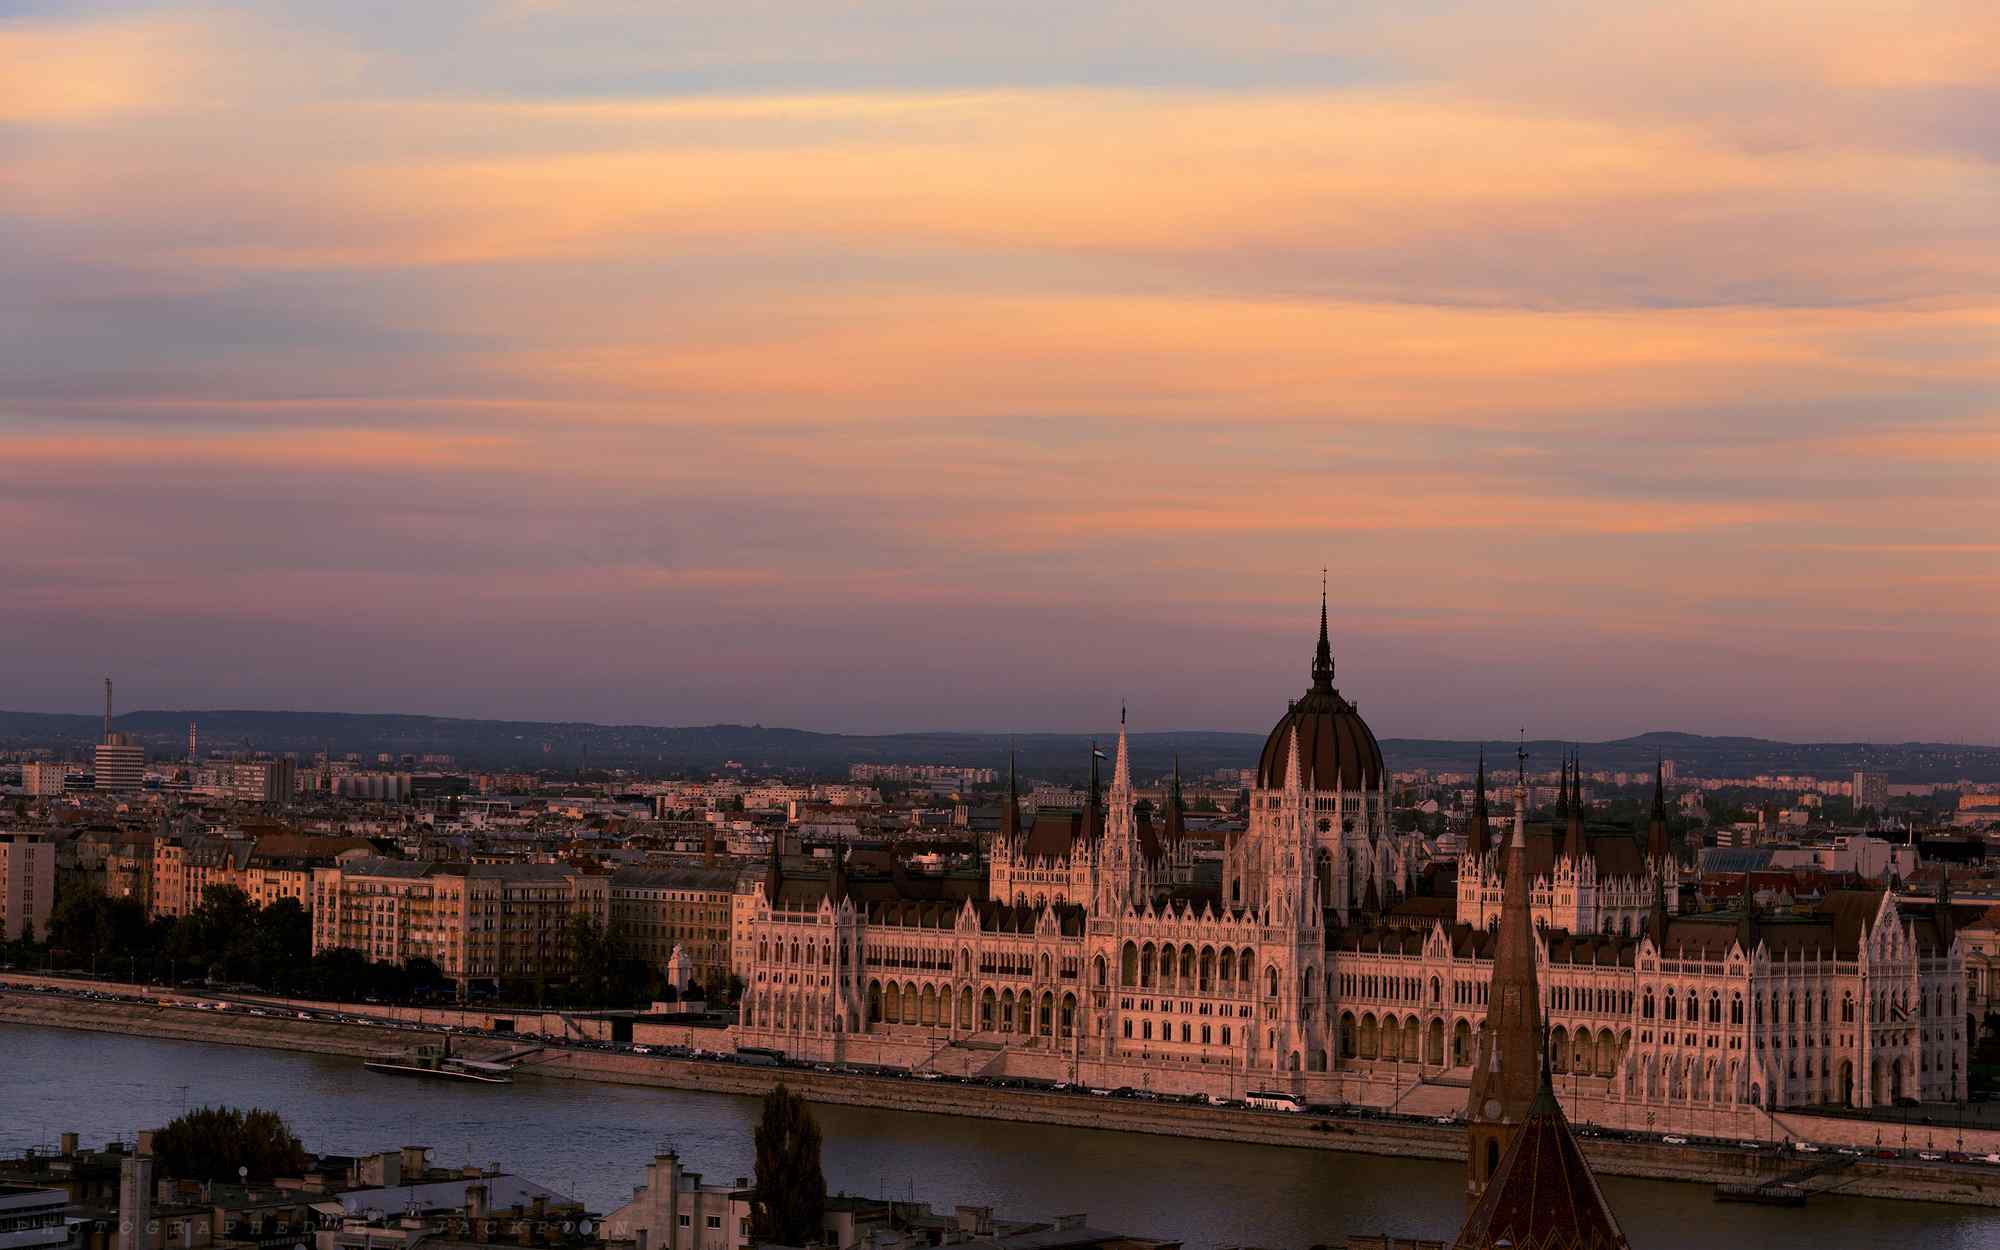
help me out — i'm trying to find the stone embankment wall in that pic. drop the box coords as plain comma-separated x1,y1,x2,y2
4,978,1996,1209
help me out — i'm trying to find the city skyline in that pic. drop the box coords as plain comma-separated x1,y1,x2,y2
3,2,1994,743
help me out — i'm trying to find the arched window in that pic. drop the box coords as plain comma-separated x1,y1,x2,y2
1841,993,1854,1024
1730,993,1743,1025
1266,966,1280,997
1094,954,1107,987
1642,990,1655,1020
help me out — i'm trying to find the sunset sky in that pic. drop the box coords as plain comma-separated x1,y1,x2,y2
3,1,1995,743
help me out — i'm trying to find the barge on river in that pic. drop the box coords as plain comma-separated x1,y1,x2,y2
364,1039,513,1084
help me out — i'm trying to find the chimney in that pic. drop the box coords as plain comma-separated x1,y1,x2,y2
61,1133,79,1157
466,1184,488,1221
400,1146,428,1177
136,1132,155,1158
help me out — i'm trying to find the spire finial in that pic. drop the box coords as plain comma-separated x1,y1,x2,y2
1312,572,1335,687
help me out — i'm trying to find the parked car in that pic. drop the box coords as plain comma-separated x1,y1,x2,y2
1662,1135,1689,1145
1792,1142,1821,1154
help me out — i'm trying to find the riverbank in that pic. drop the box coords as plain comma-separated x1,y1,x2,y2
3,989,1995,1209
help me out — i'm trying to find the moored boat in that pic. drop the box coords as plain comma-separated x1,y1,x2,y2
364,1038,513,1084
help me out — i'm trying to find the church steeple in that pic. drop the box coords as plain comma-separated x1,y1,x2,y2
1000,750,1022,847
1466,757,1544,1203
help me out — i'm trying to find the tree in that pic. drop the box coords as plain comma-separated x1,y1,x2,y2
751,1083,826,1244
152,1106,308,1183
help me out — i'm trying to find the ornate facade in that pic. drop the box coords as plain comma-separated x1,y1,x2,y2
735,599,1966,1134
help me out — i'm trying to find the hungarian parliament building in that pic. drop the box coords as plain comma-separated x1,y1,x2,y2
737,602,1966,1133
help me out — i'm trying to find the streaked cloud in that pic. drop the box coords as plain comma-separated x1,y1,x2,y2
0,1,1993,741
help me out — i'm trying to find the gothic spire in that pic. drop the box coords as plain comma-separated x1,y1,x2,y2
1554,753,1570,825
1112,704,1132,797
763,834,784,906
1648,850,1670,947
1164,754,1186,844
1563,751,1585,862
1085,738,1105,841
1647,754,1669,861
1466,773,1545,1202
1467,749,1491,857
1312,571,1335,689
1001,749,1022,844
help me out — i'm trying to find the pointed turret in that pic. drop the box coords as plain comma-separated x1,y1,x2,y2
1001,751,1022,845
1466,765,1545,1203
1554,753,1570,825
1112,705,1132,798
1648,851,1670,948
1937,870,1957,947
1285,724,1303,797
1312,577,1335,689
1467,750,1491,857
1163,755,1187,845
763,835,785,907
1734,901,1758,954
1646,756,1670,861
828,841,849,907
1563,752,1586,862
1084,739,1104,841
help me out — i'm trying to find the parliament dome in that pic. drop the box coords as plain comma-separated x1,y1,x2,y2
1256,599,1385,792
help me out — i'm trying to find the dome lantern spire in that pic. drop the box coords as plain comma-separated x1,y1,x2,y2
1312,568,1335,689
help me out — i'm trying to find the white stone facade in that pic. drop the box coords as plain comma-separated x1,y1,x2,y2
732,615,1967,1131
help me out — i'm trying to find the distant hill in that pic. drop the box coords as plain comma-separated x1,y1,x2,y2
3,709,1995,784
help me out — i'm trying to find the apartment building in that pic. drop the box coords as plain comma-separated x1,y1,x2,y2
150,832,373,919
227,759,298,806
607,864,738,990
0,831,55,941
104,829,156,909
311,858,608,988
20,762,71,797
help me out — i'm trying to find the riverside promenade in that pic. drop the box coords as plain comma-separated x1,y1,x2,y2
3,975,1996,1209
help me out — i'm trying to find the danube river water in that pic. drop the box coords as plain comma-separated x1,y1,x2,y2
3,1023,1997,1250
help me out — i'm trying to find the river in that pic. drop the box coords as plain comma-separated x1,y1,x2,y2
2,1023,1995,1250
